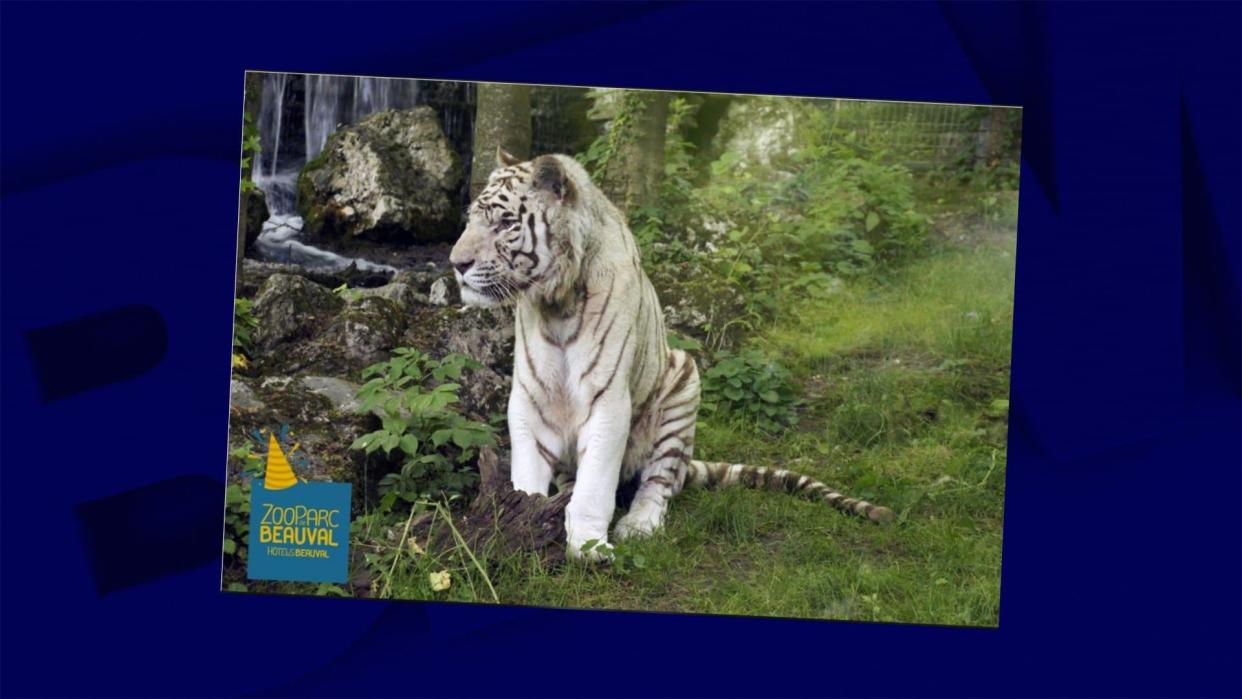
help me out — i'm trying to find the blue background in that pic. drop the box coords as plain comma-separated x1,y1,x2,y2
2,2,1238,696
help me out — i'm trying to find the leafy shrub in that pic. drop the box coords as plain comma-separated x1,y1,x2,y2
232,298,258,369
230,440,265,477
351,348,497,503
701,349,801,433
794,147,932,268
223,481,250,561
613,99,931,348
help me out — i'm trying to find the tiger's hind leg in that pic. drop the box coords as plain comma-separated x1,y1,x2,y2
614,350,700,540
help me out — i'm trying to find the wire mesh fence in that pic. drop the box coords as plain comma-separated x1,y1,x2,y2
824,101,1009,171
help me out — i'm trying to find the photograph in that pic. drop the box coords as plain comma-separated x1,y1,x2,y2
225,71,1020,627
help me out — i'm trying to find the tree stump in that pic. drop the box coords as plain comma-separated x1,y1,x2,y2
417,447,573,567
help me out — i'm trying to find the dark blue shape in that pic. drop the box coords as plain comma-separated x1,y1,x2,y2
1181,95,1241,395
24,304,167,402
75,475,223,594
939,2,1059,211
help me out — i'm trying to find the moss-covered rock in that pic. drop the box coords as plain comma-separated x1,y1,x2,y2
252,273,344,353
268,295,408,376
228,375,376,485
351,282,426,310
649,262,748,347
400,304,515,420
298,106,462,243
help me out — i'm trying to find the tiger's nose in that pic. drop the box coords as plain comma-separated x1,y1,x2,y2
453,259,474,275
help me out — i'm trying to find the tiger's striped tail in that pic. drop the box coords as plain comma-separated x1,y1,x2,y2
685,460,895,524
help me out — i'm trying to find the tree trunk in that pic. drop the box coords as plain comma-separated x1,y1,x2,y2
621,91,669,213
470,84,533,199
586,90,671,215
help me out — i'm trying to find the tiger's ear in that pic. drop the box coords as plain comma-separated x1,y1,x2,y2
496,146,522,168
532,155,574,203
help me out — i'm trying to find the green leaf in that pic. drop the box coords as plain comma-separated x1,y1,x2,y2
378,490,398,512
865,211,880,232
382,416,405,434
222,539,237,555
431,429,454,448
666,334,703,351
382,432,400,453
351,431,384,452
399,434,420,456
225,484,246,505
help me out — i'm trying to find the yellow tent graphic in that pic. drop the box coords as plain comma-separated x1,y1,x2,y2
263,433,298,490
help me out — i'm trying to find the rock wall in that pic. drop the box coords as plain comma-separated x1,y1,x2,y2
231,262,515,490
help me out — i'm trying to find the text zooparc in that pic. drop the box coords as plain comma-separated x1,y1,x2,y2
257,503,342,547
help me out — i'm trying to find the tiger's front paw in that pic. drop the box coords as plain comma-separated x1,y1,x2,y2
566,515,613,562
568,535,614,562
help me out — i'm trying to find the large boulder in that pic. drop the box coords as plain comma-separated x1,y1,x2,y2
251,273,344,352
298,106,462,243
351,282,426,309
267,295,409,376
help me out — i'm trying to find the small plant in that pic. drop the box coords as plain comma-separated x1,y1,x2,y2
240,113,261,193
666,333,703,352
332,283,362,303
579,539,647,575
230,441,265,477
223,481,250,561
350,348,497,503
233,298,258,369
702,349,801,434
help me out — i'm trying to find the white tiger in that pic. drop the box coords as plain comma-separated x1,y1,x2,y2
450,148,893,559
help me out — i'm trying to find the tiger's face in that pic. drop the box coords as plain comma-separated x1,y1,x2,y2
450,149,575,307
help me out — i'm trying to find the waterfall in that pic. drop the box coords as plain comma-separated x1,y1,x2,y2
249,73,481,273
304,75,343,165
255,73,425,218
250,73,426,272
254,73,299,216
303,75,420,165
268,73,286,177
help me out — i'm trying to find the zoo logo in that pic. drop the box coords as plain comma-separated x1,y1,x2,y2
246,432,351,584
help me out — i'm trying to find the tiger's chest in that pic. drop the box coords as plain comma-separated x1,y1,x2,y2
524,314,602,414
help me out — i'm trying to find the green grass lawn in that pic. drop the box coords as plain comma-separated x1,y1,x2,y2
367,238,1014,627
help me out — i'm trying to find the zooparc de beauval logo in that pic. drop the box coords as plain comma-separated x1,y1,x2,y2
246,433,351,584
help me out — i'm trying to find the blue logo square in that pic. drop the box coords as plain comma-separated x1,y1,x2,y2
247,481,351,584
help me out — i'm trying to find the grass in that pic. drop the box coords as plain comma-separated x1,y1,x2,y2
355,237,1014,627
